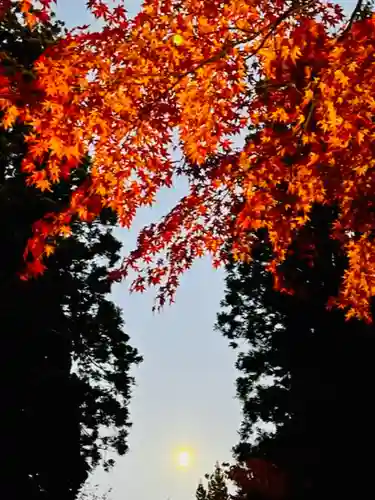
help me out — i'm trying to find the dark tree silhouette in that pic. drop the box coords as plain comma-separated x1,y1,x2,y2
196,463,229,500
217,203,375,500
0,5,142,500
196,481,208,500
207,463,230,500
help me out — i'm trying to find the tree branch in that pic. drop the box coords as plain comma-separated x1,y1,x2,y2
338,0,363,40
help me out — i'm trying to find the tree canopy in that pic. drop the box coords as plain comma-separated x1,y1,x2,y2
1,0,375,321
196,463,229,500
199,459,286,500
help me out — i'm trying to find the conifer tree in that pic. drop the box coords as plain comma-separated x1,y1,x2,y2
0,5,142,499
197,463,229,500
196,481,208,500
207,463,229,500
217,204,375,500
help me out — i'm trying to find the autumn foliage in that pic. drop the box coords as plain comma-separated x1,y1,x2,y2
1,0,375,321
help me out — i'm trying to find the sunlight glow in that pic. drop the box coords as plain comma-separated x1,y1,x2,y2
178,451,190,467
174,447,194,469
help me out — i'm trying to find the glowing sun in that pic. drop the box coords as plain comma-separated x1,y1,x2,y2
178,451,191,467
174,448,193,468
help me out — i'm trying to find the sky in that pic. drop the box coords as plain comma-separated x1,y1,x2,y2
54,1,357,500
55,2,241,500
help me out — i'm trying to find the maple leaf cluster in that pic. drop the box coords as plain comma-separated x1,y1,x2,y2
0,0,54,25
2,0,375,321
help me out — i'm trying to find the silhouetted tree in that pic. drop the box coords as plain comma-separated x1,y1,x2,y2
216,203,375,500
0,5,142,500
196,481,208,500
197,464,229,500
77,485,112,500
207,463,229,500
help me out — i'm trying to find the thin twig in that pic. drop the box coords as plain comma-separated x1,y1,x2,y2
338,0,363,40
244,1,316,61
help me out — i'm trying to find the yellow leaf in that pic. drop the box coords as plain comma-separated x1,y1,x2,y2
2,105,19,129
198,16,212,33
258,46,276,74
355,164,368,175
95,184,107,196
172,34,184,46
35,179,52,192
334,69,349,87
44,245,55,257
331,45,345,59
328,135,343,148
304,65,312,80
357,131,365,144
302,135,310,145
49,137,63,156
77,206,88,220
59,226,72,238
307,152,319,166
281,45,290,61
290,45,302,65
302,88,314,106
326,101,337,127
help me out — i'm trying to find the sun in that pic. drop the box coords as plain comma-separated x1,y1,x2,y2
174,447,194,469
178,451,191,467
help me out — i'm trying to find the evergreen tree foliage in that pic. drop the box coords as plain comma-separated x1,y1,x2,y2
0,5,142,500
207,463,229,500
196,481,208,500
77,485,112,500
216,204,375,500
197,464,229,500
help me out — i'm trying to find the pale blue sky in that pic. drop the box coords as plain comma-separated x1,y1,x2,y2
55,1,356,500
